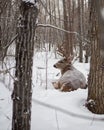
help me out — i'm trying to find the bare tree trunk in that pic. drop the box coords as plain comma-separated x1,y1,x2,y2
0,0,11,60
12,1,38,130
67,0,74,55
63,0,70,57
0,25,1,60
87,0,104,114
78,0,83,62
94,0,104,64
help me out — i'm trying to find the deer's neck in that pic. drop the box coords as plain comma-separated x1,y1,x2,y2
61,65,73,75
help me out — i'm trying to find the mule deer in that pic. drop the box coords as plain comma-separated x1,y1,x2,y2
52,57,87,92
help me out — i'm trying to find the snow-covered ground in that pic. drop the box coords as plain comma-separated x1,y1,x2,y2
0,51,104,130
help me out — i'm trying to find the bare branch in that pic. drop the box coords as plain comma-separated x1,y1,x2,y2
0,66,15,74
36,24,90,44
37,23,78,34
2,61,15,81
3,34,18,49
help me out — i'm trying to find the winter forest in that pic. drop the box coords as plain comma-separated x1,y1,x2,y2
0,0,104,130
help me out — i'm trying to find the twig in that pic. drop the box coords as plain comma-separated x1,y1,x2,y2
2,61,15,81
45,47,48,90
3,34,18,49
1,111,11,120
0,66,15,74
55,109,60,130
4,114,11,120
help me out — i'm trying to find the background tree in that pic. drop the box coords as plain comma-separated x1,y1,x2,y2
78,0,83,62
0,0,17,61
0,0,18,90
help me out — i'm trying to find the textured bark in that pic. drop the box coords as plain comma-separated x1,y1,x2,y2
62,0,74,57
63,0,69,57
87,1,104,114
0,26,1,60
68,0,74,55
12,1,38,130
78,0,83,62
0,0,10,60
94,0,104,63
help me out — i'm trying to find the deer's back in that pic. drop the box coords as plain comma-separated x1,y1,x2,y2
59,67,86,90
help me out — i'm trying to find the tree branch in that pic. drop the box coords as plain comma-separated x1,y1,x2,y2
3,34,18,49
37,23,78,34
36,23,90,43
0,66,15,74
2,61,15,81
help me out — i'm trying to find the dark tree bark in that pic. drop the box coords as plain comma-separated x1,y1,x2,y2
63,0,69,56
78,0,83,62
87,0,104,114
61,0,74,57
0,0,9,60
0,26,1,60
94,0,104,64
12,1,38,130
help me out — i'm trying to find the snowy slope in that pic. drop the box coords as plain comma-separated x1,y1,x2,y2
0,51,104,130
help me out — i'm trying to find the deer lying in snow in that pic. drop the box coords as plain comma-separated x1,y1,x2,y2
52,57,87,92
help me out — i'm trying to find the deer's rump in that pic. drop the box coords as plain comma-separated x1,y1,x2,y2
58,68,87,91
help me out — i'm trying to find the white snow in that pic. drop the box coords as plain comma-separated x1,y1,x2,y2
0,82,12,130
22,0,35,4
0,51,104,130
22,0,39,8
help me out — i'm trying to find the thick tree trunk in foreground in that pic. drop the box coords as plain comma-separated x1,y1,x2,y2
87,0,104,114
12,1,38,130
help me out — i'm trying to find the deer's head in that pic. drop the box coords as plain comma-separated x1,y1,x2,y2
53,58,70,69
53,56,74,75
